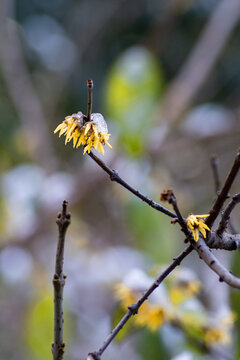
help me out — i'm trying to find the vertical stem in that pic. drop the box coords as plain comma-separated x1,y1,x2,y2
87,79,93,122
52,200,71,360
210,155,221,195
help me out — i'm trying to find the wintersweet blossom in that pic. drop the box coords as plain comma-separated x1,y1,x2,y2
186,214,210,242
204,327,230,345
169,269,202,305
54,112,112,155
115,283,168,331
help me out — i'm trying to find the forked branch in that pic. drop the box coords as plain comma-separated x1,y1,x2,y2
217,193,240,236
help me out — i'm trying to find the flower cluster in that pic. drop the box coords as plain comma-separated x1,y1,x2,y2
54,112,112,155
169,269,201,305
114,268,234,346
115,283,168,331
186,213,210,242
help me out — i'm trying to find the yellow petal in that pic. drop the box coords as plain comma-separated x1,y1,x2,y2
69,122,77,133
188,217,196,226
93,125,98,137
77,132,86,148
83,143,91,154
59,126,68,137
54,123,65,134
199,227,206,238
196,214,210,218
84,123,91,135
65,133,70,144
93,137,99,150
72,131,80,148
195,230,199,242
191,219,197,226
66,123,78,142
200,222,210,231
187,222,194,230
105,140,112,148
97,142,104,155
88,132,95,143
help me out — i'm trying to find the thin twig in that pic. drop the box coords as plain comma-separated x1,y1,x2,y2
88,245,193,360
87,79,93,122
169,191,189,237
210,155,237,235
88,151,176,219
193,237,240,289
205,148,240,229
160,189,191,243
217,193,240,236
210,155,221,195
52,200,71,360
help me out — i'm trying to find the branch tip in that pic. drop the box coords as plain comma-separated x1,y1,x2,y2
62,200,68,216
87,79,93,89
160,189,174,203
87,79,93,122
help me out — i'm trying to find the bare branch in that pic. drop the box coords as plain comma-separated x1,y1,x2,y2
210,155,221,195
206,230,240,250
217,193,240,236
205,148,240,229
52,200,71,360
88,151,176,219
87,245,193,360
193,237,240,289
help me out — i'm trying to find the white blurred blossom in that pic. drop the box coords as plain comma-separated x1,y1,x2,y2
1,164,75,237
182,103,235,138
0,247,33,284
23,15,77,72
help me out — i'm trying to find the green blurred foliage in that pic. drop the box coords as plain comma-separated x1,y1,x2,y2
137,329,168,360
104,46,164,156
25,293,54,360
25,292,71,360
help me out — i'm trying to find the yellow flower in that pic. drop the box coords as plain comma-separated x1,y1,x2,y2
114,283,138,307
170,280,201,305
114,283,168,331
204,327,230,345
135,304,167,331
186,214,210,242
54,112,112,155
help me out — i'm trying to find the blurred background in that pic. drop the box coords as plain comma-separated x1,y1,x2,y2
0,0,240,359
